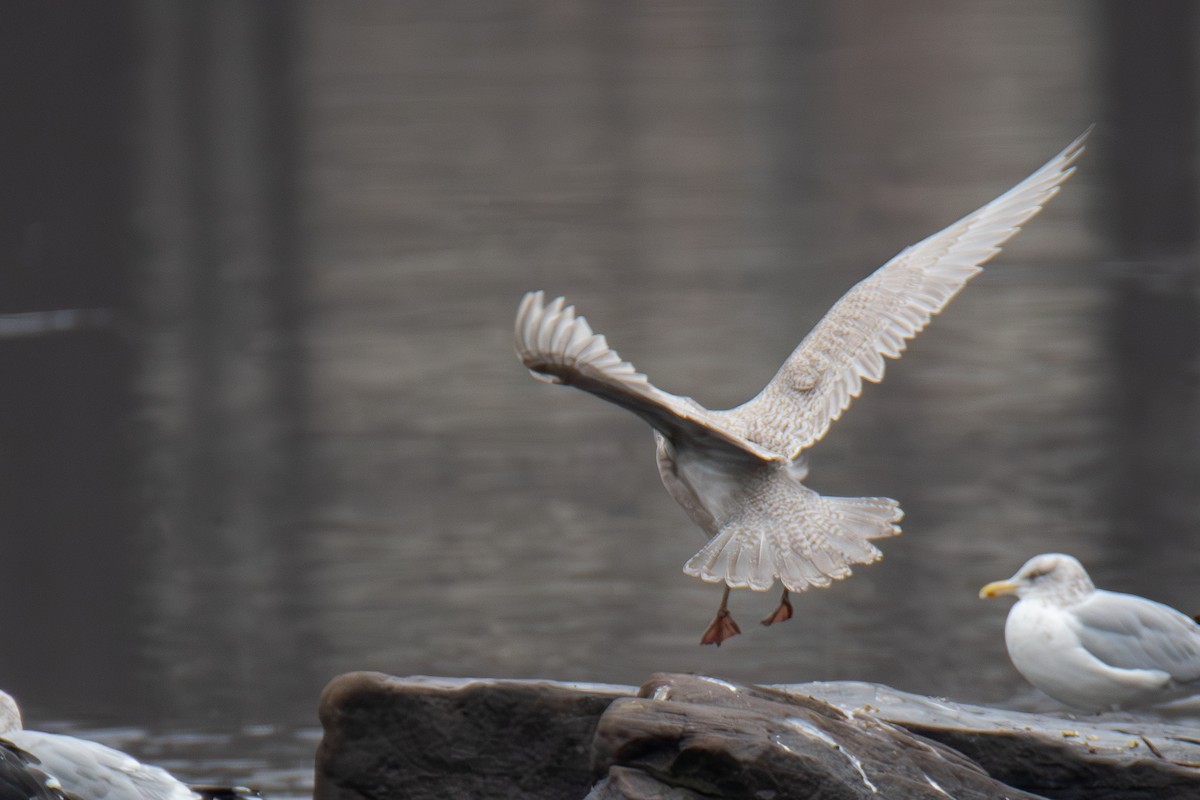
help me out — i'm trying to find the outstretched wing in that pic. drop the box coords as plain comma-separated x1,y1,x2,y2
516,291,780,461
722,129,1090,459
1070,591,1200,685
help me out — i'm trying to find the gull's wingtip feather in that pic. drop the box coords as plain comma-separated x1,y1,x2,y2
514,289,651,388
517,289,547,320
1050,125,1092,171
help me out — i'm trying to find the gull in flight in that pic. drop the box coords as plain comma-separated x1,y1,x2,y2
980,553,1200,711
516,130,1089,645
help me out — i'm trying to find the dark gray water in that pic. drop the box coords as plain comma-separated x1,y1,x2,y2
2,1,1198,794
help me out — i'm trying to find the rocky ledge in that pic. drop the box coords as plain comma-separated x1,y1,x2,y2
315,672,1200,800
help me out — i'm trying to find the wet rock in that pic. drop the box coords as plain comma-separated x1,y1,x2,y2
590,674,1041,799
314,671,1200,800
782,681,1200,800
585,766,708,800
315,672,628,800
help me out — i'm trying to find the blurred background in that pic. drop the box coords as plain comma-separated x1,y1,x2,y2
1,0,1198,794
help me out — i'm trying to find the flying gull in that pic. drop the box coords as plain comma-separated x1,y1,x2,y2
517,130,1089,644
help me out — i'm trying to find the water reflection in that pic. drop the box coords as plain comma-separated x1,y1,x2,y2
2,0,1198,792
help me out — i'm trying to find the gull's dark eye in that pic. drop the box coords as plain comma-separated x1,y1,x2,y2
1026,567,1052,580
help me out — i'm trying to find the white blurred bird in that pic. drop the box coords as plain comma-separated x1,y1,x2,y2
0,740,72,800
517,130,1089,645
980,553,1200,711
0,691,256,800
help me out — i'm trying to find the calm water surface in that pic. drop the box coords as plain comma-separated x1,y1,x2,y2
2,2,1198,794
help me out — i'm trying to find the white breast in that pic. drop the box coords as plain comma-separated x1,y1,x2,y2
1005,600,1171,711
655,434,767,536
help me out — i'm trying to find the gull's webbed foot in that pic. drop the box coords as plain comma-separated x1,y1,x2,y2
700,586,741,646
761,589,793,626
700,608,741,646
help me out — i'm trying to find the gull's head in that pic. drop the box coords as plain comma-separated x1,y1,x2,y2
979,553,1095,605
0,690,21,734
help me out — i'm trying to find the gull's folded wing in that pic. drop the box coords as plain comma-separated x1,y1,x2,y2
3,730,195,800
723,129,1090,459
516,291,780,461
1069,590,1200,684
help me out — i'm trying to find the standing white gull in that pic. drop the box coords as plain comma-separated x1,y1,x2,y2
517,130,1089,645
980,553,1200,711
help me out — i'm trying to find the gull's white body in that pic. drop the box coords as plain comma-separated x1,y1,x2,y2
983,554,1200,711
1004,595,1181,710
518,131,1088,602
0,691,194,800
3,730,195,800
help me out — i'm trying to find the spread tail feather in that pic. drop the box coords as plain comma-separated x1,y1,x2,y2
683,481,902,592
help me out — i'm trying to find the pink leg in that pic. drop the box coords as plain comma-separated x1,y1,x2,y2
760,588,793,626
700,585,742,646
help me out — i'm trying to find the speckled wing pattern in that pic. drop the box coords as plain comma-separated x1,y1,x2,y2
1069,591,1200,685
516,291,781,461
723,129,1090,459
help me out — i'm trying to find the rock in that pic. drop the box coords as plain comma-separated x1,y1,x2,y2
586,766,708,800
315,672,628,800
781,681,1200,800
590,674,1042,799
314,671,1200,800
